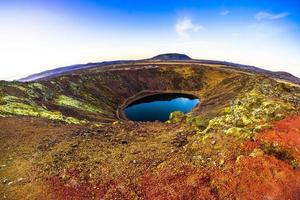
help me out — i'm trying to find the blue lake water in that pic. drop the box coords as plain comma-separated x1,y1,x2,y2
124,93,199,122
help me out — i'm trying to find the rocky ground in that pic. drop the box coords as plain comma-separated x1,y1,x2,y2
1,62,300,199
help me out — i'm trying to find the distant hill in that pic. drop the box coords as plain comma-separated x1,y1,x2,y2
150,53,192,61
19,60,134,82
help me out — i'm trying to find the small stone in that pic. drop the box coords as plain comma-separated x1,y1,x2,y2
236,155,244,163
7,181,14,186
211,140,216,145
17,178,24,182
71,143,78,148
219,158,225,166
2,178,8,184
5,178,25,186
132,160,138,164
120,140,128,144
112,121,120,125
250,148,264,157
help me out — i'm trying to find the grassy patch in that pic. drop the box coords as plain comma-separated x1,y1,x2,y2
55,95,106,114
0,101,85,124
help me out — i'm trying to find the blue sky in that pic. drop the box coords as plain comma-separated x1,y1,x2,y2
0,0,300,80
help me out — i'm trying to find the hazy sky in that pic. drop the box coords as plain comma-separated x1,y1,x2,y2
0,0,300,80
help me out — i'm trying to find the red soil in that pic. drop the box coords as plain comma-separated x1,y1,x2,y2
256,114,300,159
141,156,300,200
2,115,300,199
141,115,300,200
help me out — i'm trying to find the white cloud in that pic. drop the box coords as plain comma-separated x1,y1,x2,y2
220,9,230,16
255,11,289,20
232,33,241,37
175,17,203,38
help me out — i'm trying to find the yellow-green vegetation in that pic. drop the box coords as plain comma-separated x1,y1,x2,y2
257,142,300,168
0,101,85,124
203,89,295,139
169,88,296,140
172,67,195,78
260,142,293,160
10,84,27,92
28,82,47,91
55,95,106,114
0,86,86,124
168,111,185,123
0,81,113,124
0,95,23,103
27,82,55,101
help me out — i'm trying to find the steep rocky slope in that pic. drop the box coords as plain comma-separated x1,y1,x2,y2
1,56,300,199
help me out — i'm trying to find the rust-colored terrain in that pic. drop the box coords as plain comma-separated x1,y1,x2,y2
1,55,300,199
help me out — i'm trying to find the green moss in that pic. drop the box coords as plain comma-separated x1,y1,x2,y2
0,96,6,105
29,83,47,91
241,115,251,126
10,84,27,92
259,142,300,168
55,95,106,114
249,148,264,157
26,82,54,101
0,101,85,124
91,122,103,128
260,142,294,161
224,127,253,140
189,116,208,130
1,95,23,102
253,123,272,133
64,117,87,124
69,81,80,95
169,111,185,123
291,160,300,169
200,89,296,139
0,82,103,124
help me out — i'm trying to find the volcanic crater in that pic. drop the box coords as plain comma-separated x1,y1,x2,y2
1,54,300,199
